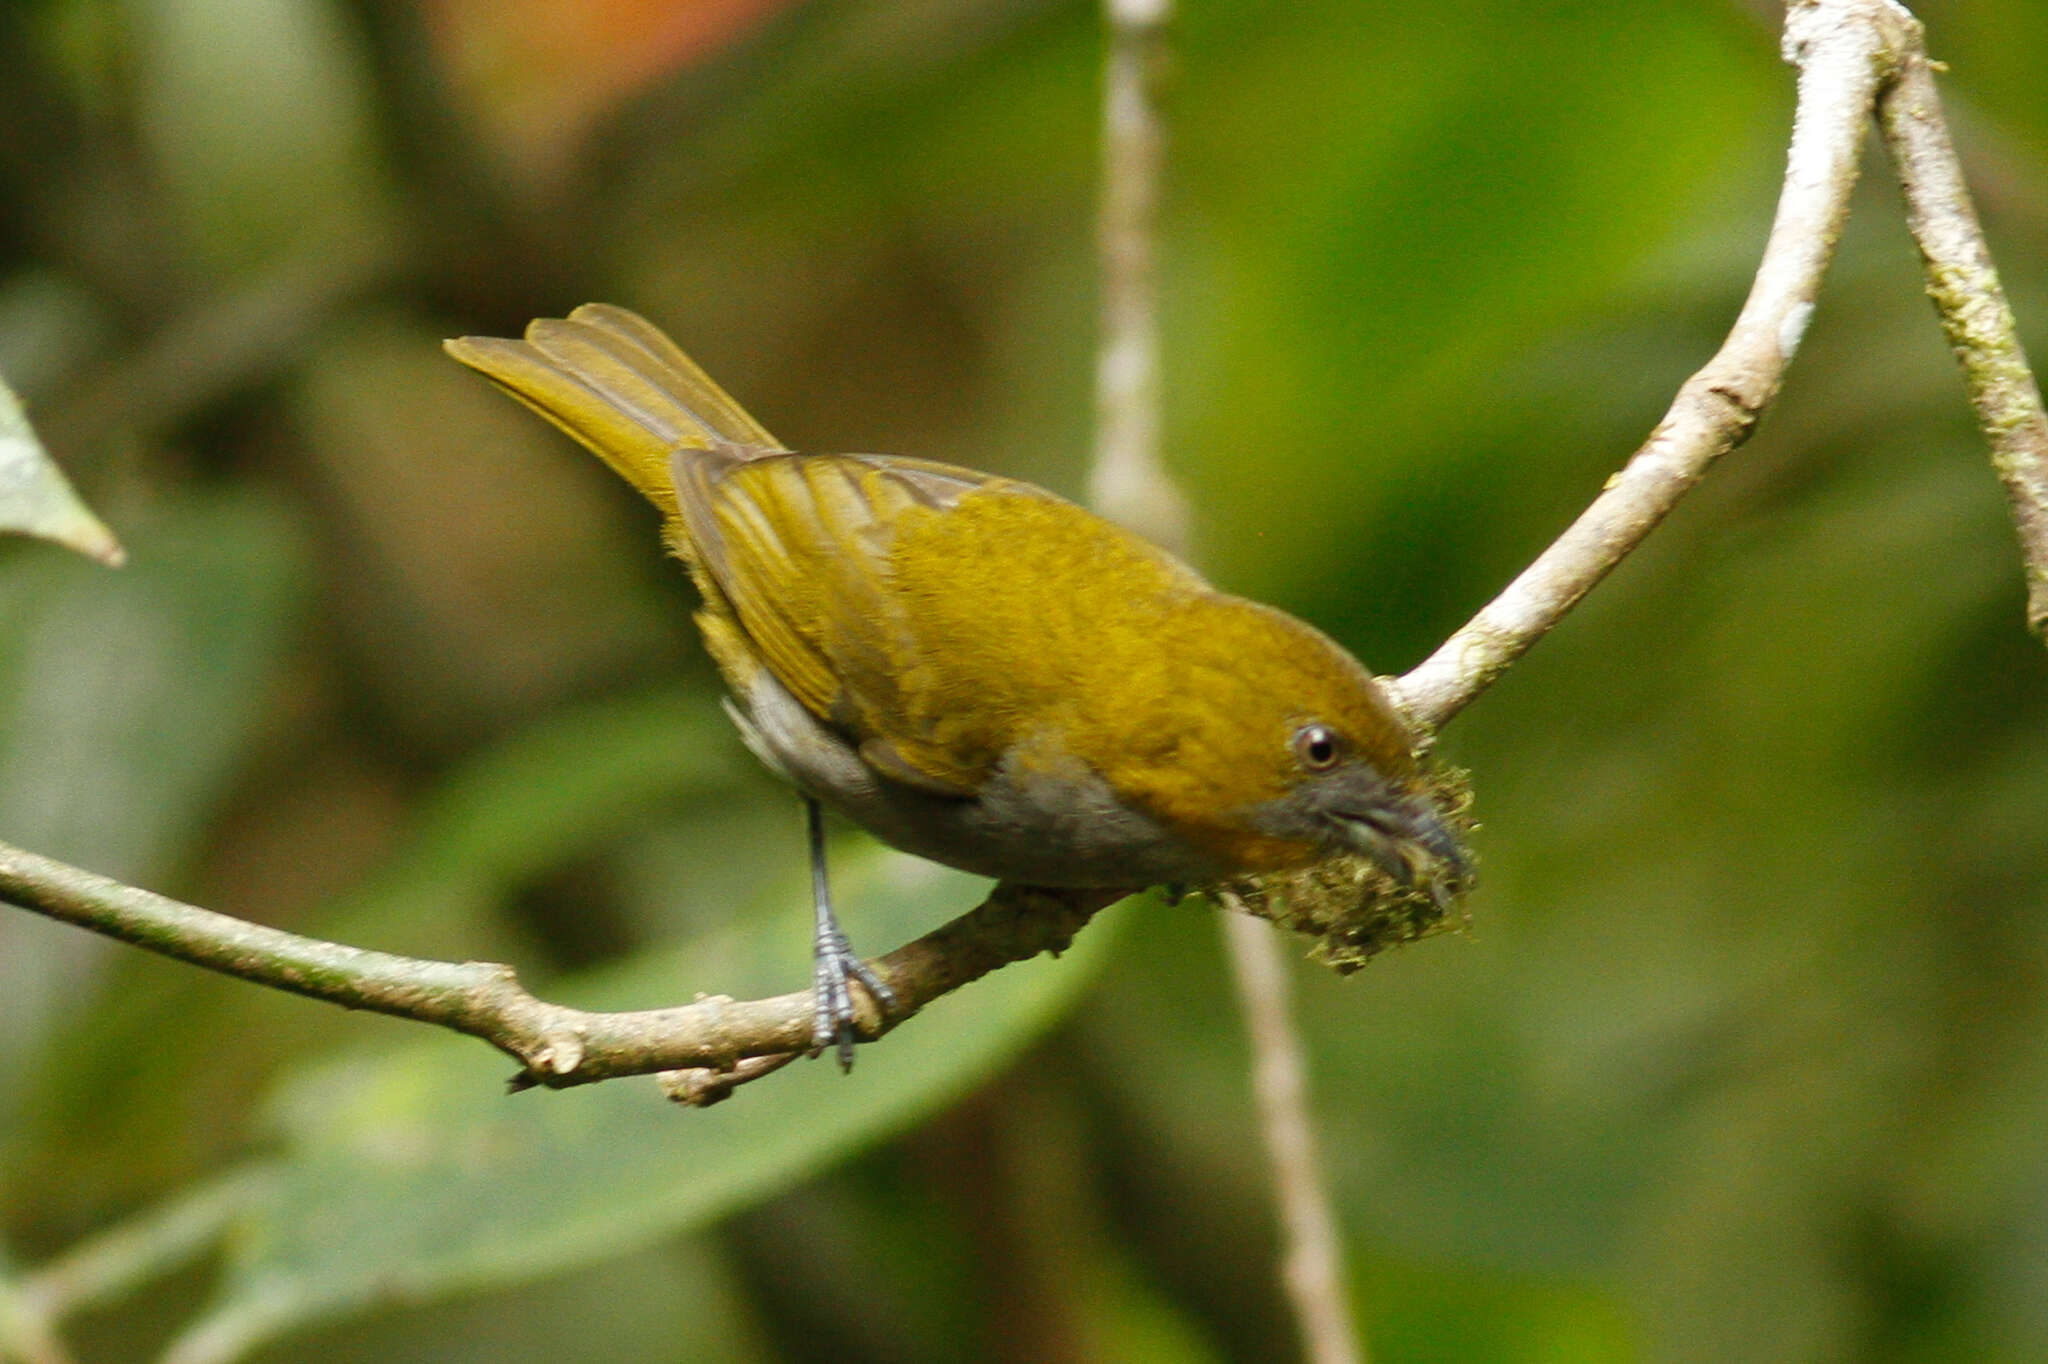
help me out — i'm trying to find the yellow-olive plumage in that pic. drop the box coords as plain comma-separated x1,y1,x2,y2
446,306,1466,1046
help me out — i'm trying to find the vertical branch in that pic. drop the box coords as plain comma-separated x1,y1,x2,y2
1092,0,1191,552
1221,913,1365,1364
1875,32,2048,639
1093,2,1364,1360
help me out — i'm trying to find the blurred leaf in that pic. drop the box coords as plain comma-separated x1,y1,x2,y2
127,0,388,275
424,0,797,189
0,270,113,401
1168,0,1777,614
164,858,1133,1361
325,691,758,951
0,488,306,1107
1364,1255,1635,1364
251,1237,773,1364
293,311,680,752
0,486,306,879
0,367,121,563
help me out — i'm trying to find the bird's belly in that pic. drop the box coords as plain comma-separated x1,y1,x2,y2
728,671,1222,888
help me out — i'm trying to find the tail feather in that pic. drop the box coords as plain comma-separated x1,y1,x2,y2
568,304,781,449
525,318,723,453
444,305,783,518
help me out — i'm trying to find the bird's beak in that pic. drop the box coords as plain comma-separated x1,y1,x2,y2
1333,798,1471,904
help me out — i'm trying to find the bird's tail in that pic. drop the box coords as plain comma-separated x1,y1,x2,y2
444,304,783,519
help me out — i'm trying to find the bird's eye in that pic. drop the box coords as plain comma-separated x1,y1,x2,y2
1292,723,1342,770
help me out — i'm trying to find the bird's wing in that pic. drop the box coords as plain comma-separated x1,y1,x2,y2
672,450,1047,795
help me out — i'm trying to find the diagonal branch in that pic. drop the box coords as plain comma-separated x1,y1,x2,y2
1388,0,1913,729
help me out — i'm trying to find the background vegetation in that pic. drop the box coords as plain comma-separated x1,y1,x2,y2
3,0,2047,1359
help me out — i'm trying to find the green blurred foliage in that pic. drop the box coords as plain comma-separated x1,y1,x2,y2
2,0,2046,1360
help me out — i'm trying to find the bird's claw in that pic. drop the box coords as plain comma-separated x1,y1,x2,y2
810,928,897,1071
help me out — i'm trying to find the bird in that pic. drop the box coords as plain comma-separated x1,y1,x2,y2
446,304,1468,1067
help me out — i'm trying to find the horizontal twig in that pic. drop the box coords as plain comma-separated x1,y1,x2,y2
0,840,1117,1099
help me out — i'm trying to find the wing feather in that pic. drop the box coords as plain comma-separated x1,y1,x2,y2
670,450,1043,791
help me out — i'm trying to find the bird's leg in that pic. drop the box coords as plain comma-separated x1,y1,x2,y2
807,798,897,1070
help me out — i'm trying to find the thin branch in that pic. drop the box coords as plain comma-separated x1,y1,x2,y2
1387,0,1911,730
0,839,1117,1096
1874,20,2048,639
1094,0,1366,1359
1221,914,1364,1364
660,1049,800,1106
1090,0,1190,552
